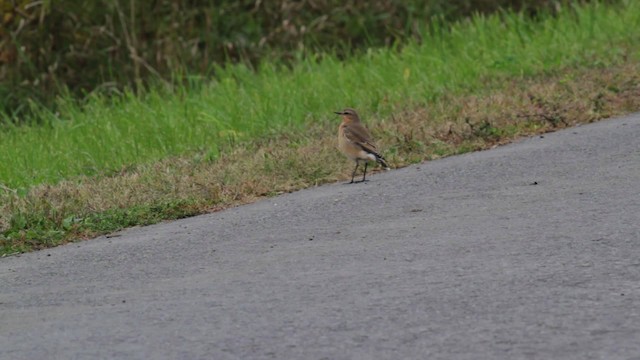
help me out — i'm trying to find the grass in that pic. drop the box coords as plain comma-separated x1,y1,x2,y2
2,1,639,188
2,1,640,255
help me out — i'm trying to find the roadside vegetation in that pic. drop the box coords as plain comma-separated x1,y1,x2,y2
1,0,595,118
1,1,640,255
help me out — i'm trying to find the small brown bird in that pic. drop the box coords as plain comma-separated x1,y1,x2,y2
335,108,390,183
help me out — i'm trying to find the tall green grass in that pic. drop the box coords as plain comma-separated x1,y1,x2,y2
1,1,639,188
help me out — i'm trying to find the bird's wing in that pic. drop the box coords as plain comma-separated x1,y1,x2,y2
343,123,379,155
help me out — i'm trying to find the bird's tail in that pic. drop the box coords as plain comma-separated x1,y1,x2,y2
375,154,391,170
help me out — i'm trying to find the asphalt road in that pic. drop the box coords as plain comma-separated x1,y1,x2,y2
2,114,640,360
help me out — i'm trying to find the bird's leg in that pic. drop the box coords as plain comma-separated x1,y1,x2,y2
349,160,359,184
358,162,369,183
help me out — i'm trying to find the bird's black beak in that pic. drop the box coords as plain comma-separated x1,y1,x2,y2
334,111,343,115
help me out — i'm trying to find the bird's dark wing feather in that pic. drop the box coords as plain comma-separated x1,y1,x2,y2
343,124,379,154
343,122,390,169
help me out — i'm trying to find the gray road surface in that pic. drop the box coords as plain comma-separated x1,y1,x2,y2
1,114,640,360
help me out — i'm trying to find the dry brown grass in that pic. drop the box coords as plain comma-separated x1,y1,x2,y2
1,61,639,253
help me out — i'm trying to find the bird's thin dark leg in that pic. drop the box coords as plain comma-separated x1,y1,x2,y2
359,162,368,183
349,160,359,184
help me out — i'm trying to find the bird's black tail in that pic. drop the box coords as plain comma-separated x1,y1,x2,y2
375,154,391,170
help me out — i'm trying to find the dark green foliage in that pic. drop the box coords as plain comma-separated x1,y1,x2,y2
0,0,615,119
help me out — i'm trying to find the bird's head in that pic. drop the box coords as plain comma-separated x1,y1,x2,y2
334,108,360,122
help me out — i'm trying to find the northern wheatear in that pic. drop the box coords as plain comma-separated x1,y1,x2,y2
335,108,390,183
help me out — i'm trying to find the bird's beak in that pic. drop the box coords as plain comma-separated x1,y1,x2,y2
334,111,343,115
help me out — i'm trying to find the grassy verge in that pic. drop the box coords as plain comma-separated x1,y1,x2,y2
2,61,640,255
2,1,639,188
2,2,640,255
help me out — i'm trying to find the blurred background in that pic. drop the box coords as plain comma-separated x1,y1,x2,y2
0,0,600,121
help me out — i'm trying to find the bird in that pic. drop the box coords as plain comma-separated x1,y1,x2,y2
335,108,390,184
